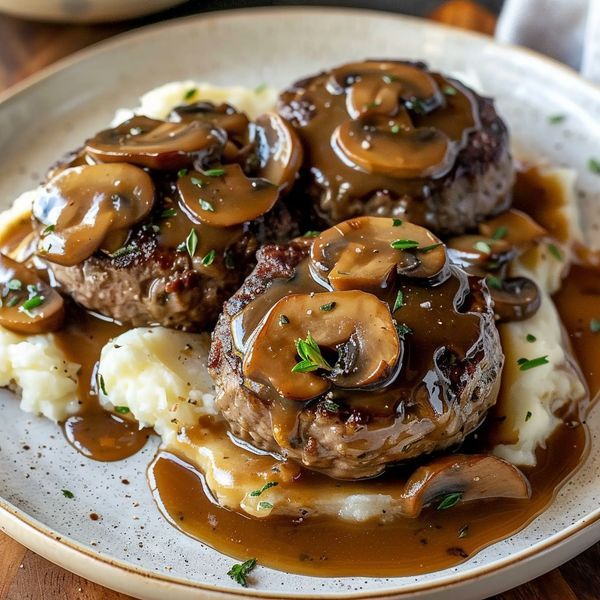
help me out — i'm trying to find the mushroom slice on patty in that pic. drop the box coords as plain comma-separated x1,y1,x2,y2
0,254,64,334
177,163,279,227
242,290,401,401
33,163,155,266
85,116,226,170
310,216,448,290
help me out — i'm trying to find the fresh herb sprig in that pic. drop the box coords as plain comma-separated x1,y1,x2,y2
291,333,332,373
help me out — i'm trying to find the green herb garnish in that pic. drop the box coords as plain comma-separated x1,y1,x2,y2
250,481,278,497
391,239,419,250
406,97,427,115
443,86,457,96
492,225,508,240
227,558,257,587
393,290,404,312
7,279,21,291
201,249,216,266
486,275,502,290
588,158,600,174
98,374,107,395
190,176,205,188
114,406,130,414
548,114,566,124
437,492,462,510
110,244,137,259
390,124,400,134
320,302,336,312
322,400,340,412
396,323,413,337
203,168,226,177
364,100,381,110
258,501,273,510
526,334,537,343
458,524,469,538
42,224,55,236
200,199,215,212
518,355,549,371
184,88,197,100
62,489,74,499
183,229,198,258
160,208,177,218
474,240,492,254
303,230,320,238
525,411,532,421
590,318,600,333
279,314,289,325
548,243,562,260
382,74,399,84
20,294,44,312
392,219,403,227
291,332,332,373
177,168,188,177
418,243,443,254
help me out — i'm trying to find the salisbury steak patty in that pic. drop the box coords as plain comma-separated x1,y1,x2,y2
209,217,505,479
278,60,513,234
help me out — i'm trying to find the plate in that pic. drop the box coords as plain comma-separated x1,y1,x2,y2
1,8,600,600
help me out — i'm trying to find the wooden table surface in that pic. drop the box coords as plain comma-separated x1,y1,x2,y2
0,1,598,599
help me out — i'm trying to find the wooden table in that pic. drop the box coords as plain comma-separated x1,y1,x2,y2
0,2,597,598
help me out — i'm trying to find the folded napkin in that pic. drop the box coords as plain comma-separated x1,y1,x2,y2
496,0,600,83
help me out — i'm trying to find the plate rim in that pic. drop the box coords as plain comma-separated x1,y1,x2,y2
1,6,599,599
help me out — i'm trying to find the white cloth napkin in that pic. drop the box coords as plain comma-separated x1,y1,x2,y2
496,0,600,83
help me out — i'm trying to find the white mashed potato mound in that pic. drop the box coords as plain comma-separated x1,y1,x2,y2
98,327,216,442
112,80,277,125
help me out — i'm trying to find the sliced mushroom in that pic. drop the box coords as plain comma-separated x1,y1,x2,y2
310,216,448,291
33,163,155,266
252,113,303,192
242,290,401,401
446,235,516,274
332,115,452,179
177,163,279,227
489,277,541,322
0,254,64,334
478,209,547,248
85,116,226,170
400,454,531,518
327,61,442,119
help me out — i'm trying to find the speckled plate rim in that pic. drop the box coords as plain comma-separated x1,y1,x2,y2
0,7,599,600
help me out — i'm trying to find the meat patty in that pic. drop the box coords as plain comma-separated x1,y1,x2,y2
277,60,514,235
209,242,505,480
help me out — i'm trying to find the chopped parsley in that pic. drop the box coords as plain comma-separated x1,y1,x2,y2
227,558,257,587
392,219,403,227
258,501,273,510
390,124,400,134
291,332,332,373
279,314,289,325
322,400,340,412
110,244,137,259
201,249,216,266
199,199,215,212
458,524,469,538
364,100,382,110
7,279,21,291
303,230,321,238
393,290,404,312
590,318,600,333
190,176,205,188
547,243,562,260
320,301,336,312
405,97,427,115
114,406,130,414
418,243,443,254
180,229,198,258
390,239,419,250
177,168,188,177
160,208,177,218
396,323,412,337
443,85,457,96
518,355,549,371
61,489,74,499
492,225,508,240
588,158,600,174
184,88,197,100
20,294,44,315
98,374,107,395
486,275,502,290
526,334,537,343
203,168,226,177
250,481,278,497
525,411,532,422
548,114,566,124
437,492,462,510
473,240,492,254
42,224,55,236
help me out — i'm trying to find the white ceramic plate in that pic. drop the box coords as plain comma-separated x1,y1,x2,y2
1,8,599,600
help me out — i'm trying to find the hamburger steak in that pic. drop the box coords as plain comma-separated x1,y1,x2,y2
278,60,514,234
32,103,303,330
209,217,505,479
